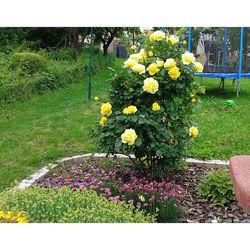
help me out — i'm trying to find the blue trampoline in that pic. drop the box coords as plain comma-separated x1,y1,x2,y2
187,27,250,96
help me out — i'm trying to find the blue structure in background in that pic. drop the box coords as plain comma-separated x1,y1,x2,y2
187,27,250,96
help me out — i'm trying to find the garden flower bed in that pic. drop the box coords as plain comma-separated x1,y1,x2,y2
33,157,250,223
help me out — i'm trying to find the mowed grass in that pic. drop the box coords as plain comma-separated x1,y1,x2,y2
0,59,250,191
190,77,250,160
0,62,120,192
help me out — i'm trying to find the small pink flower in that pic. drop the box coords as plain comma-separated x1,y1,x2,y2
128,199,134,204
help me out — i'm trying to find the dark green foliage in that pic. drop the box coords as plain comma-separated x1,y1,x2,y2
196,168,236,206
0,187,156,223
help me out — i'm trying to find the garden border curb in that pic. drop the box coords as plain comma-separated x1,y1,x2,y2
16,153,229,190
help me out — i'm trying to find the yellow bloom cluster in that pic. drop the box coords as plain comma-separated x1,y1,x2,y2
168,66,181,80
101,102,112,116
130,53,141,61
123,105,138,115
121,128,138,145
146,63,159,76
131,63,146,74
149,30,166,41
0,209,28,223
189,126,199,137
164,58,176,69
99,116,107,126
124,58,138,68
152,102,160,111
194,62,204,72
182,51,195,65
168,35,179,45
143,78,159,94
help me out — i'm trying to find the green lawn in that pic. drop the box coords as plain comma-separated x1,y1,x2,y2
0,61,250,191
191,77,250,160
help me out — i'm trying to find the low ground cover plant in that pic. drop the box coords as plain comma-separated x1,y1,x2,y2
196,168,236,206
0,187,155,223
36,162,183,222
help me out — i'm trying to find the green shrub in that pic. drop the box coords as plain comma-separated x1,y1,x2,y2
0,187,156,223
95,29,204,176
196,168,236,206
9,52,47,74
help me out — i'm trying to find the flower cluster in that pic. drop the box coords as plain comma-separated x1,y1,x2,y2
0,209,28,223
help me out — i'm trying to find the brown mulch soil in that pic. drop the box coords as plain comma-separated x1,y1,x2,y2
173,164,250,223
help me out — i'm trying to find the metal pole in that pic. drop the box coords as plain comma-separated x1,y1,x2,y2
188,27,192,52
88,27,93,101
223,28,227,73
237,27,244,96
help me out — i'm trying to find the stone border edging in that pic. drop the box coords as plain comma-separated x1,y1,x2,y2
16,153,229,190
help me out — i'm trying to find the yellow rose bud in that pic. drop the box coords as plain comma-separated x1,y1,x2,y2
130,53,141,61
124,58,138,68
189,126,199,137
194,62,204,72
191,98,197,104
138,49,147,62
168,66,181,80
197,86,206,94
100,102,112,116
94,96,99,101
167,35,179,44
146,63,159,76
152,102,160,111
167,138,174,144
156,59,164,67
149,30,165,41
121,128,138,145
99,116,107,126
164,58,176,69
123,105,137,115
143,77,159,94
182,51,195,65
148,51,154,57
182,40,187,46
130,45,136,50
131,63,146,74
139,195,145,202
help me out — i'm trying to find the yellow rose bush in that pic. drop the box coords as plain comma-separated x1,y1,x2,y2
95,29,205,175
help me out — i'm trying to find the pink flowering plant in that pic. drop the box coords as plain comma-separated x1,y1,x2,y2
95,29,205,176
36,164,183,222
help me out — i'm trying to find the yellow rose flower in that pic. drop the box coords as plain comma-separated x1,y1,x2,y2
139,195,145,202
191,98,197,104
143,77,159,94
130,53,141,61
156,59,164,67
164,58,176,69
152,102,160,111
124,58,138,68
148,51,154,57
182,51,195,65
138,49,147,62
131,63,146,74
130,45,136,50
100,102,112,116
197,86,206,94
121,128,138,145
194,62,204,72
94,96,99,101
168,66,181,80
189,126,199,137
146,63,159,76
99,116,107,126
168,35,179,44
123,105,137,115
149,30,165,41
182,40,187,46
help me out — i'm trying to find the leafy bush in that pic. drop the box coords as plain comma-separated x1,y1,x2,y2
196,168,236,206
9,52,47,74
0,187,155,223
95,30,204,176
